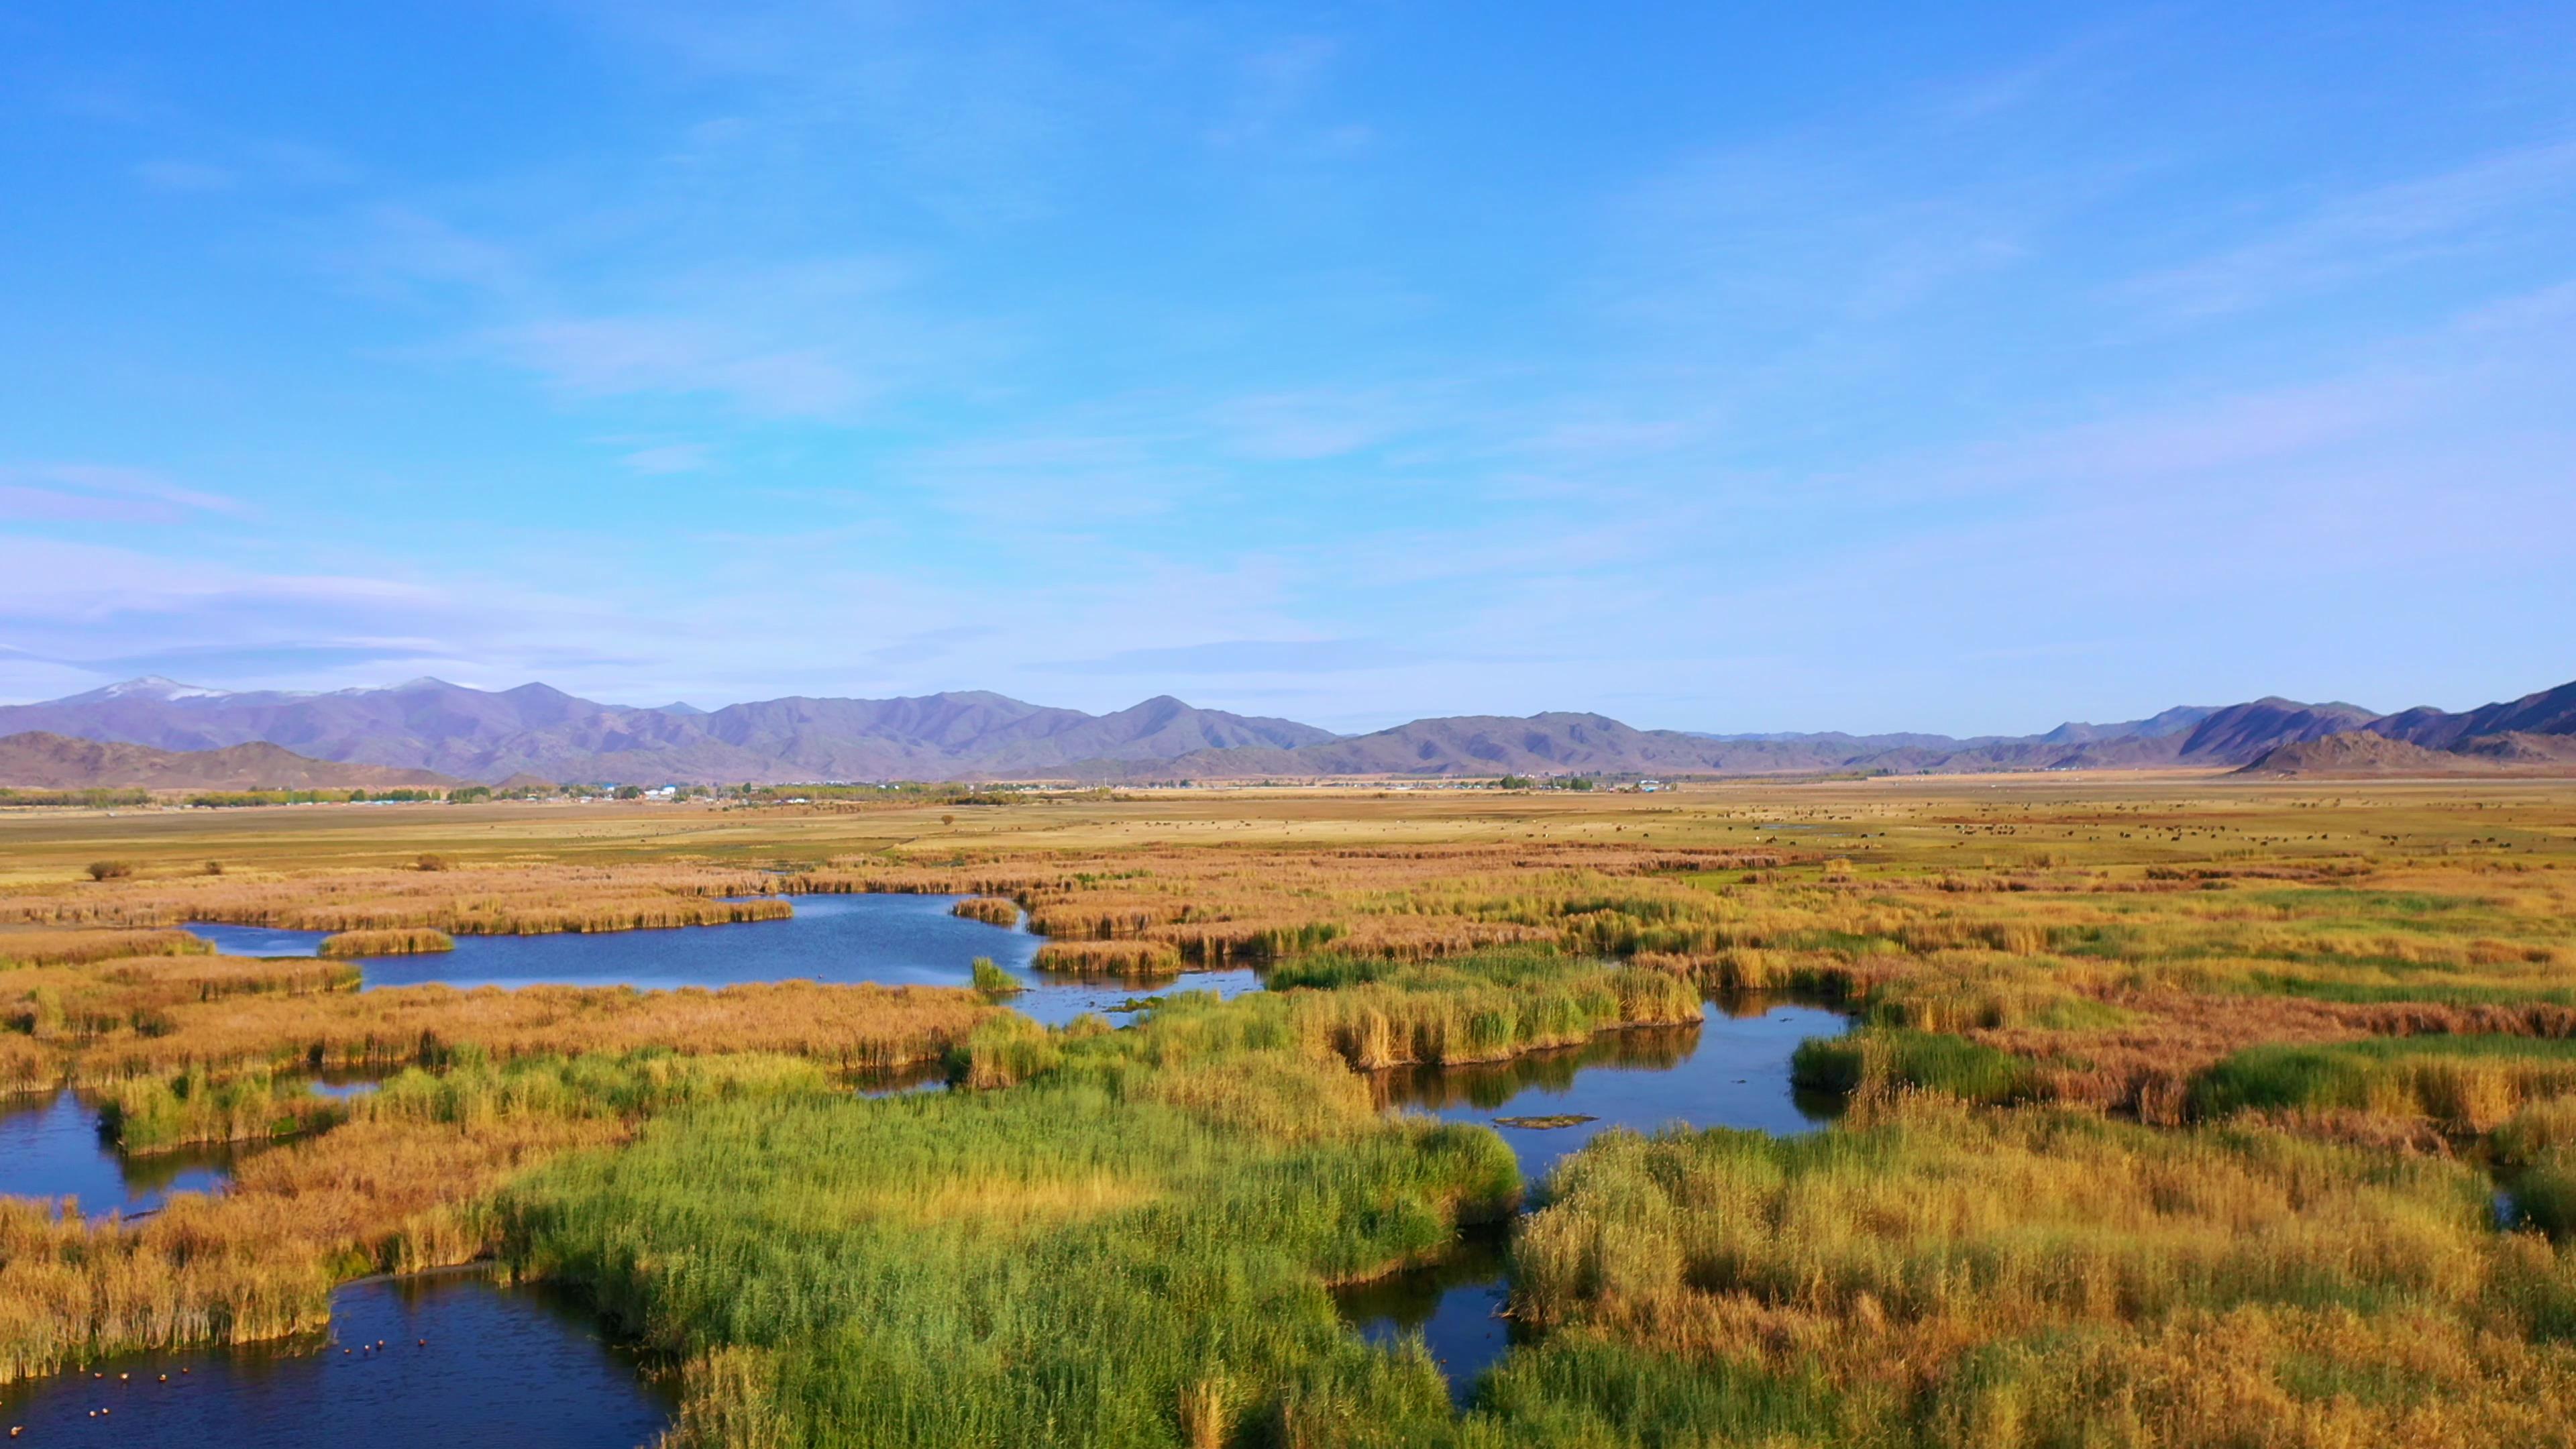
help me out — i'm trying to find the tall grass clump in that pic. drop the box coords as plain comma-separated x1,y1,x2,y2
1278,946,1702,1072
969,957,1022,997
1034,939,1183,975
317,926,455,957
1493,1095,2576,1446
1790,1028,2045,1104
2191,1036,2576,1132
102,1067,339,1152
951,896,1022,928
501,991,1518,1448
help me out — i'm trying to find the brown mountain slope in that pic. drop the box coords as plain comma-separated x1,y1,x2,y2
2238,730,2576,779
0,732,457,790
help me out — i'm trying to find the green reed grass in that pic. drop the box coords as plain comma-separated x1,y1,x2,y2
500,990,1520,1448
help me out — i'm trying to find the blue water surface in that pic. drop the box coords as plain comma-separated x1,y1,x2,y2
0,1271,673,1447
0,1089,232,1218
187,893,1263,1027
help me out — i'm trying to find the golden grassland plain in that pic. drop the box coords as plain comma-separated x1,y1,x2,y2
3,775,2576,1445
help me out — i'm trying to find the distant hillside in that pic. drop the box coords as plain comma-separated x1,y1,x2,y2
0,731,456,790
2237,733,2475,777
2243,726,2576,778
2367,679,2576,751
0,678,1337,786
1061,694,2422,782
7,670,2569,784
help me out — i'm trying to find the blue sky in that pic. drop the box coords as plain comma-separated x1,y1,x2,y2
3,2,2572,734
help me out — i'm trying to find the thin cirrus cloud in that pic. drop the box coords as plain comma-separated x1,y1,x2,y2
2117,138,2576,323
1038,639,1421,676
6,5,2574,729
0,464,247,523
619,443,713,476
481,317,876,420
56,641,458,682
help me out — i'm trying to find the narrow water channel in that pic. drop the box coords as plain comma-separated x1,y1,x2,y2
1331,996,1847,1407
0,1271,674,1447
1331,1224,1516,1407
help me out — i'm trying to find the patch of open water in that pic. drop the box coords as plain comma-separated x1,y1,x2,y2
0,1270,674,1447
0,1089,234,1219
1378,997,1847,1183
186,892,1263,1027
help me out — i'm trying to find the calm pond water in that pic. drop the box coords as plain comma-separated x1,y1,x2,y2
0,1271,674,1447
1379,997,1847,1182
1335,996,1847,1407
186,893,1264,1027
1331,1224,1517,1408
0,1089,233,1218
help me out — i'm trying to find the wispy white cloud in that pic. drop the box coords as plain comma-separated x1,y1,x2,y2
2121,139,2576,322
0,464,248,523
618,442,713,475
1040,638,1417,676
489,317,873,419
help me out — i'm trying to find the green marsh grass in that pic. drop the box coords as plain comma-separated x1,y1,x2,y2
502,993,1519,1448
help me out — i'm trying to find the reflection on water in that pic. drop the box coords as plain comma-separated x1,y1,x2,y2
181,921,332,958
1333,996,1849,1403
0,1089,234,1218
0,1271,674,1447
186,894,1265,1026
855,1060,951,1097
1330,1224,1518,1408
306,1069,383,1101
1377,997,1847,1183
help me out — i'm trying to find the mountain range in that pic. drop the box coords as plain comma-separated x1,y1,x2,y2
0,731,455,792
0,673,2569,786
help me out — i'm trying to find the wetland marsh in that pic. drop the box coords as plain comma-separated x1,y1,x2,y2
3,777,2575,1446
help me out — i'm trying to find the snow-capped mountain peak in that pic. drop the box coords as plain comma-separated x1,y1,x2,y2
91,676,233,701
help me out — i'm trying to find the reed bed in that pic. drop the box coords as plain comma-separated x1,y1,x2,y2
1033,939,1184,975
0,926,209,968
0,863,791,936
3,953,360,1053
0,1052,833,1387
499,989,1519,1449
1497,1095,2576,1446
949,896,1022,928
317,926,455,957
101,1067,341,1153
1274,947,1703,1071
2191,1035,2576,1134
58,979,996,1085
